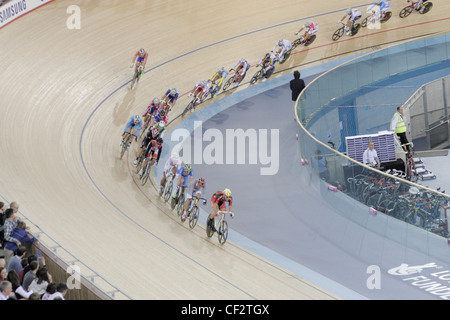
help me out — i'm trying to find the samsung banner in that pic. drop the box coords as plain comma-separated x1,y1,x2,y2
0,0,53,29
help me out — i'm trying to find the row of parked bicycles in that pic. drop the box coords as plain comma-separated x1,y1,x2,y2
346,169,448,237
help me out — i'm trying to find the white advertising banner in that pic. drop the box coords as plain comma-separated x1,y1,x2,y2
0,0,54,29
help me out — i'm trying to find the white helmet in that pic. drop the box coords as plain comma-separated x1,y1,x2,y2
153,98,160,105
375,0,382,4
171,153,181,164
305,21,312,27
201,80,208,86
158,120,165,128
223,188,232,197
134,115,141,124
347,8,353,14
239,58,246,64
170,88,178,96
278,39,284,46
217,67,225,74
139,48,145,56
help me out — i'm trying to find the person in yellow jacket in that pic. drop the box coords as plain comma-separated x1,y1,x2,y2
391,106,410,153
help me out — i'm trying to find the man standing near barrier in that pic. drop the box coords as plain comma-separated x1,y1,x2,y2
391,106,410,153
290,70,305,102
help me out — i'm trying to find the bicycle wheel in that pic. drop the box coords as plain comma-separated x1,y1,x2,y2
206,217,214,238
332,27,345,41
291,38,303,49
189,206,199,229
222,77,234,92
119,134,131,160
420,2,433,14
182,101,194,117
381,11,392,23
164,179,173,202
250,70,263,85
218,220,228,244
399,6,413,18
141,161,152,186
304,34,316,46
361,16,369,28
176,193,185,217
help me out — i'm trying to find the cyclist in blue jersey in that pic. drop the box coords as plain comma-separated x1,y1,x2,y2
172,163,194,202
121,115,143,149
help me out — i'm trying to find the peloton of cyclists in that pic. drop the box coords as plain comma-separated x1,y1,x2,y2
295,21,319,45
256,52,277,78
271,39,292,62
338,8,362,35
121,115,143,149
207,188,234,232
229,58,250,88
181,177,207,222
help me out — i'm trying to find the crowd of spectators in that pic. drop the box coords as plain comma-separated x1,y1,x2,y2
0,201,68,300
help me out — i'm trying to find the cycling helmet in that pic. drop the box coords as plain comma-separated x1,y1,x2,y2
153,98,160,105
184,163,192,173
216,67,225,74
201,80,208,87
169,88,178,96
198,177,205,185
139,48,145,56
171,153,181,164
134,115,141,124
158,120,165,128
305,21,312,27
156,137,163,144
347,8,353,14
278,39,284,46
223,188,232,197
264,53,271,60
375,0,382,4
158,109,166,117
239,58,246,64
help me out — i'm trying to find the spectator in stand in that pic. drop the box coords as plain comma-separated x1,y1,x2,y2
7,246,27,277
28,266,52,296
21,254,37,284
0,267,7,283
0,280,13,300
48,283,68,300
42,282,57,300
0,201,6,248
7,269,33,300
4,221,36,253
3,208,22,266
28,292,41,300
289,70,305,102
22,260,39,291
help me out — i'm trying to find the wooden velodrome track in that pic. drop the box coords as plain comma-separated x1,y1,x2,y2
0,0,449,300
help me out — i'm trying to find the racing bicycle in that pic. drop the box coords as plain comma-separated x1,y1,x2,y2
130,63,144,89
399,1,433,18
206,211,233,245
361,10,392,27
171,185,186,210
119,133,134,160
250,64,275,85
222,70,245,92
182,195,207,229
332,21,361,41
160,170,175,202
181,94,203,117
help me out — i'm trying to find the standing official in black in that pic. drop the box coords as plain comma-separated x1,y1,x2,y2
290,70,305,102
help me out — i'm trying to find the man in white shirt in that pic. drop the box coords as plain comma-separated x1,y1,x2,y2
363,141,381,169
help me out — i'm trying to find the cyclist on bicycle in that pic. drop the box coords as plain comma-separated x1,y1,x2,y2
134,121,166,165
271,39,292,62
256,53,277,78
209,67,229,94
172,163,194,203
338,8,362,35
121,115,143,149
143,98,161,126
161,88,179,112
407,0,426,13
130,48,148,72
153,109,168,126
207,188,234,231
181,177,207,222
159,153,183,195
295,21,319,45
368,0,391,21
229,58,250,88
138,137,163,177
187,80,212,111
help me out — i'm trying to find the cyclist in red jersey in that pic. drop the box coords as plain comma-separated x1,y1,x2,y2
207,188,234,230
